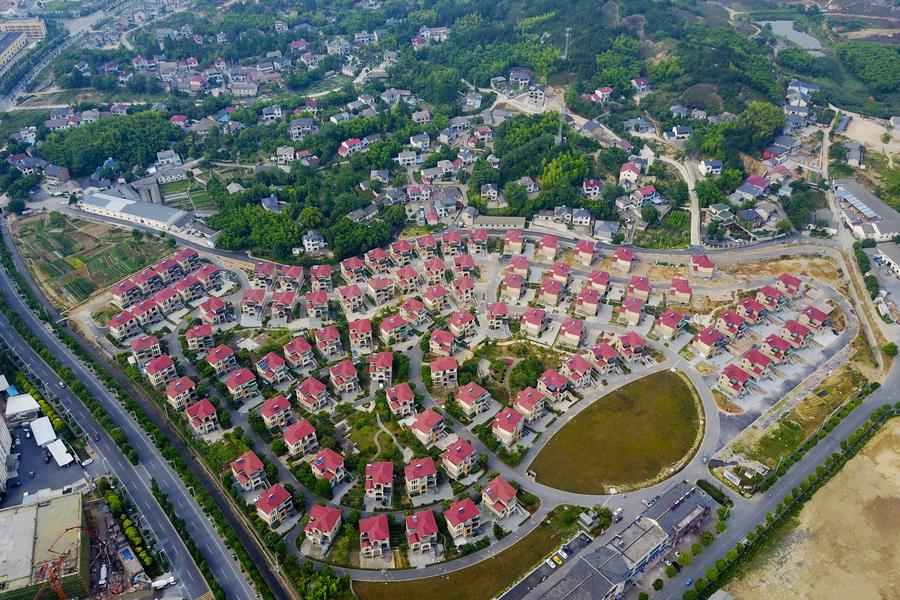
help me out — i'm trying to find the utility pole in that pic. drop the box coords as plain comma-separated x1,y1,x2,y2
555,27,571,146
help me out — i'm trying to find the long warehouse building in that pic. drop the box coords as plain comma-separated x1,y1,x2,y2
79,191,191,232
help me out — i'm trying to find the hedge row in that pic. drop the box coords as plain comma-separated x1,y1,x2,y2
755,382,880,492
685,404,898,600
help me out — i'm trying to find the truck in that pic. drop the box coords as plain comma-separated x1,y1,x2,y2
151,576,176,590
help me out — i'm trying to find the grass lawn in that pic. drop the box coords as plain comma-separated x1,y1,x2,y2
160,180,192,195
353,505,581,600
632,210,691,249
14,213,171,308
529,371,702,493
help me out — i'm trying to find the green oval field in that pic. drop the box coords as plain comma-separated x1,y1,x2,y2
529,370,703,493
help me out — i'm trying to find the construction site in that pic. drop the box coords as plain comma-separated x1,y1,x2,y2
0,489,162,600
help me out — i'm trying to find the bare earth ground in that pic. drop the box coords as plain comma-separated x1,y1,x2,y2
843,118,900,156
730,419,900,600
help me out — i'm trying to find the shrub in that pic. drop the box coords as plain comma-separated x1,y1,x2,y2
653,578,664,591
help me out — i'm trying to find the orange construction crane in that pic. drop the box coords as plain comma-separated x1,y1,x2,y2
32,525,96,600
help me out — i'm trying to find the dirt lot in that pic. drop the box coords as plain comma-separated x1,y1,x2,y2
729,418,900,600
843,117,900,155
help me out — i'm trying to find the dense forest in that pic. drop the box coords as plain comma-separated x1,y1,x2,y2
38,112,184,177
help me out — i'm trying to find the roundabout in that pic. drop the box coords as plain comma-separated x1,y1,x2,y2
528,370,704,494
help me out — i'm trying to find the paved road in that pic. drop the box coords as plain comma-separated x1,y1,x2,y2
0,308,209,598
657,156,701,246
0,218,275,599
516,356,899,600
0,299,213,596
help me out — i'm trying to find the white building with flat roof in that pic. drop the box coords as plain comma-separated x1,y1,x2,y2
834,179,900,241
79,192,190,232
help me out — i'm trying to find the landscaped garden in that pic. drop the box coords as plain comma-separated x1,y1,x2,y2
528,371,703,493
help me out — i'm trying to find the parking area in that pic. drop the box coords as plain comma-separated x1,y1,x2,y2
1,425,88,507
501,532,593,600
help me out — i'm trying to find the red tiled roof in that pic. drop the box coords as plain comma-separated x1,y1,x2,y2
306,504,341,534
365,461,393,488
186,397,216,420
457,381,487,406
226,368,255,389
298,376,327,398
442,439,476,465
261,394,290,418
514,386,545,411
404,456,437,479
483,475,516,506
493,407,523,432
445,498,479,527
406,509,438,543
284,418,316,445
412,408,443,433
255,483,290,514
430,356,458,373
146,355,174,374
359,514,390,542
166,376,195,398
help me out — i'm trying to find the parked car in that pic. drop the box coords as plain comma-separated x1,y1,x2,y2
553,555,563,565
545,558,557,569
685,578,693,587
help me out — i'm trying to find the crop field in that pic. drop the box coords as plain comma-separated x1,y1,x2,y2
161,180,216,212
14,213,171,308
632,210,691,249
529,371,703,492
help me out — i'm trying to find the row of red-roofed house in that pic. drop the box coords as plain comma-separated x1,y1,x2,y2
692,273,806,361
250,262,305,291
109,258,223,341
717,306,824,398
111,248,203,309
303,473,519,557
239,288,301,321
335,231,488,286
696,274,826,398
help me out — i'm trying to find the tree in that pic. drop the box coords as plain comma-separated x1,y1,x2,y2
641,206,659,226
678,551,693,566
666,565,677,578
300,206,325,228
883,342,898,357
691,542,703,555
271,438,287,456
653,578,664,590
775,219,793,234
701,531,714,546
5,198,25,213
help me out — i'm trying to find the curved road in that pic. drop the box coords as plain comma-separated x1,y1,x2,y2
9,206,894,586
